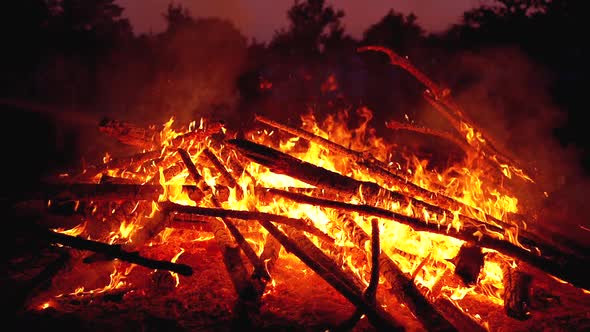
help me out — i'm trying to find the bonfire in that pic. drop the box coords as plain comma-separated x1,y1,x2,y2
7,46,590,331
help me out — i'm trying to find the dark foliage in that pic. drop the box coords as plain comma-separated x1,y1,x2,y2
0,0,587,222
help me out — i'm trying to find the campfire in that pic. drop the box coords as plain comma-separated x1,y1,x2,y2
7,46,590,331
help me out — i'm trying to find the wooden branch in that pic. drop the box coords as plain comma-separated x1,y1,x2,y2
357,45,534,183
453,243,485,286
42,227,193,276
502,264,533,320
367,218,380,302
357,45,448,100
72,150,161,182
256,218,405,331
201,147,244,199
335,217,382,331
99,118,159,149
161,202,334,244
260,187,590,291
385,119,471,154
177,148,269,283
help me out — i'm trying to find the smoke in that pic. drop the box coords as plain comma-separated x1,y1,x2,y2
120,18,249,128
4,17,249,183
423,46,590,246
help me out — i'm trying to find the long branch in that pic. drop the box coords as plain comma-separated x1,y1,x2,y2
358,45,534,183
259,187,588,291
161,201,334,244
177,148,269,283
43,227,193,276
255,218,405,331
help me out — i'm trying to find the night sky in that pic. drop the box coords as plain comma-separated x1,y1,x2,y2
116,0,478,41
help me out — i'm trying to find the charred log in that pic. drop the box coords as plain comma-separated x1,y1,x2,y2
258,185,589,291
40,226,193,275
256,218,405,331
503,265,533,320
453,243,485,286
434,296,488,332
98,118,160,150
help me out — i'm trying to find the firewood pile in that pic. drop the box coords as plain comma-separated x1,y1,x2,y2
5,46,590,331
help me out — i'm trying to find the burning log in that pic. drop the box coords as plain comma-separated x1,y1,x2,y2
162,202,334,244
178,147,268,281
385,119,471,155
255,234,281,282
256,217,405,331
40,226,192,275
453,243,485,286
97,118,224,151
202,147,241,190
335,218,382,331
502,264,533,320
99,118,160,150
72,150,161,182
254,114,528,235
257,185,589,291
168,120,225,149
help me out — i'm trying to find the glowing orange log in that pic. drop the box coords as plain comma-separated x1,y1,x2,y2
71,150,161,182
453,243,485,286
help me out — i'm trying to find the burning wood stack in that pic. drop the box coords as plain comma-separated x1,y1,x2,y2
7,46,590,331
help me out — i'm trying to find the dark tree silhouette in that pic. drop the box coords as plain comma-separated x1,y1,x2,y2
444,0,588,170
362,9,425,57
162,2,194,33
0,1,53,99
53,0,133,53
269,0,345,58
